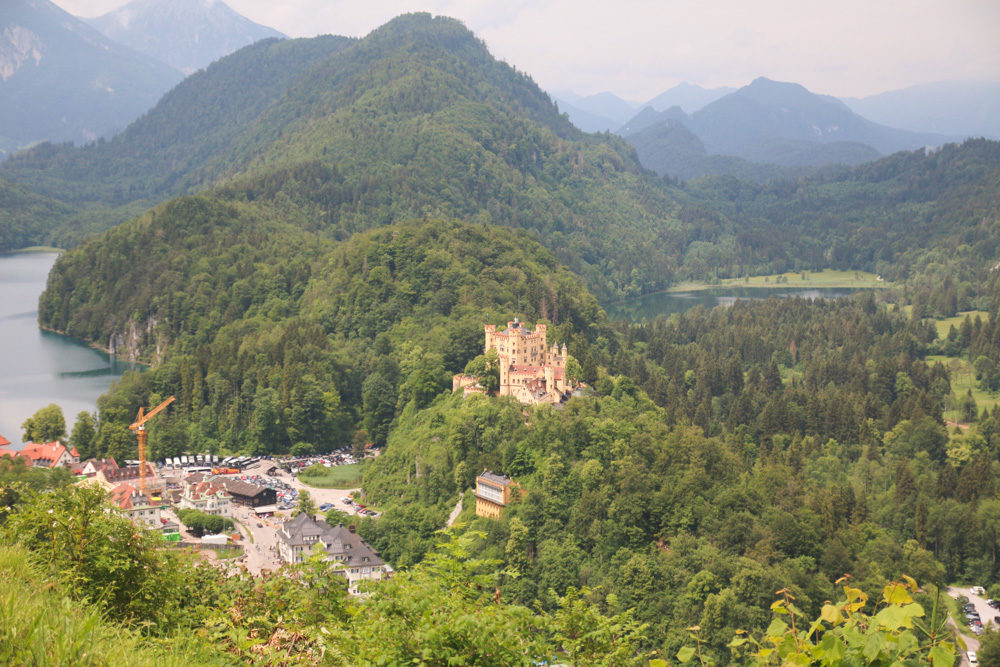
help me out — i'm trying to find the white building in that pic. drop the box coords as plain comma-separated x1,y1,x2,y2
276,514,387,594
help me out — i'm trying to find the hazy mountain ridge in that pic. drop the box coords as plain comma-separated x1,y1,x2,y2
620,77,953,177
0,0,183,158
843,80,1000,139
86,0,286,74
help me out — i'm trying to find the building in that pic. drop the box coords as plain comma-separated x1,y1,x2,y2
276,514,387,594
78,458,119,477
0,441,80,468
218,478,277,508
109,483,162,528
177,479,232,517
474,470,517,519
453,318,577,405
96,463,165,497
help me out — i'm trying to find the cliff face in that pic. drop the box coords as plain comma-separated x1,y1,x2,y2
108,314,163,363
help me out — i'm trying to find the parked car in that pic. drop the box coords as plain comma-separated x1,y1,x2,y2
319,503,333,511
972,586,987,595
969,651,978,664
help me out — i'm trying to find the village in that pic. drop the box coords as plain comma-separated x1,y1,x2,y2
0,320,542,594
0,434,397,591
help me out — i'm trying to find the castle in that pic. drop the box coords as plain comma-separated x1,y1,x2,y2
453,318,576,405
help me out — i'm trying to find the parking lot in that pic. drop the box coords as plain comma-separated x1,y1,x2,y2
948,586,999,665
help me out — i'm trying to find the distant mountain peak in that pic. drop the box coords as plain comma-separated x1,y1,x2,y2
86,0,285,74
0,24,44,80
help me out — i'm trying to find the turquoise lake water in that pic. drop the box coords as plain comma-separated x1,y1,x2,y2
0,252,138,447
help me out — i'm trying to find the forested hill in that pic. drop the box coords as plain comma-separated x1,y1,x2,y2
40,207,603,457
678,139,1000,286
6,13,705,299
0,35,353,246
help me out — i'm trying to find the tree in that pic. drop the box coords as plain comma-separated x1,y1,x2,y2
362,372,397,446
21,403,66,443
463,349,500,394
295,489,317,518
69,411,97,459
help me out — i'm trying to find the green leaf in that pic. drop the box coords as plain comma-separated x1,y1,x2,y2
765,618,789,639
676,646,696,663
928,644,955,667
882,582,913,605
874,604,910,630
820,604,841,624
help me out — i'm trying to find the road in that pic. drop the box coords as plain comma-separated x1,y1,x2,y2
231,504,283,575
947,586,996,665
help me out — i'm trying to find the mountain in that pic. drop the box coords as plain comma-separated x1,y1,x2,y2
551,90,638,132
86,0,286,75
689,77,950,163
0,34,354,246
0,0,182,159
617,105,689,136
843,80,1000,139
644,81,734,114
620,77,956,175
623,119,811,182
9,13,705,298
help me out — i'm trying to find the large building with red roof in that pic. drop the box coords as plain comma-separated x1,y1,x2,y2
0,441,79,468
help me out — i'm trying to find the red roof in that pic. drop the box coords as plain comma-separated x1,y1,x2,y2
0,434,9,447
7,442,76,469
110,483,152,510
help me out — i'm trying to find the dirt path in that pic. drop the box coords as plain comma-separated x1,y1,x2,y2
446,492,464,527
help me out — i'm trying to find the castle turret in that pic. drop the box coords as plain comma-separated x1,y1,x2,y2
484,324,496,353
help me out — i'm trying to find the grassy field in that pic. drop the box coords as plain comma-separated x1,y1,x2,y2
298,463,364,488
928,310,991,339
927,354,1000,423
667,269,889,293
1,246,63,254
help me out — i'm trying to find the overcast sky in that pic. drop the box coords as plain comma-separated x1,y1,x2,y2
54,0,1000,100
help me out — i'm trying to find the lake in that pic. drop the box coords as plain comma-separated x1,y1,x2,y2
0,252,138,447
605,286,867,322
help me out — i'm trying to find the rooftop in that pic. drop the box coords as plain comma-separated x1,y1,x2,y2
478,470,513,487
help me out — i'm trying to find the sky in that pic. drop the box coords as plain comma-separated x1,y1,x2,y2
53,0,1000,101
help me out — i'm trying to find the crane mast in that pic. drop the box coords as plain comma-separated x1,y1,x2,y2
129,396,175,497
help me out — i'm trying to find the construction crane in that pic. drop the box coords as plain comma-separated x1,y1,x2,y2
129,396,175,498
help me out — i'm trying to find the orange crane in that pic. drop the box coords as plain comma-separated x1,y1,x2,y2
129,396,175,497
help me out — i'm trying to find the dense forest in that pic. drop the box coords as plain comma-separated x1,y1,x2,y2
2,10,998,665
42,213,602,460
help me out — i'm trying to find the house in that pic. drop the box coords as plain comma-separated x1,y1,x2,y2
276,515,387,594
177,479,232,517
0,441,80,468
474,470,517,519
454,319,577,405
97,463,165,497
109,483,162,527
218,478,277,508
78,458,119,477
